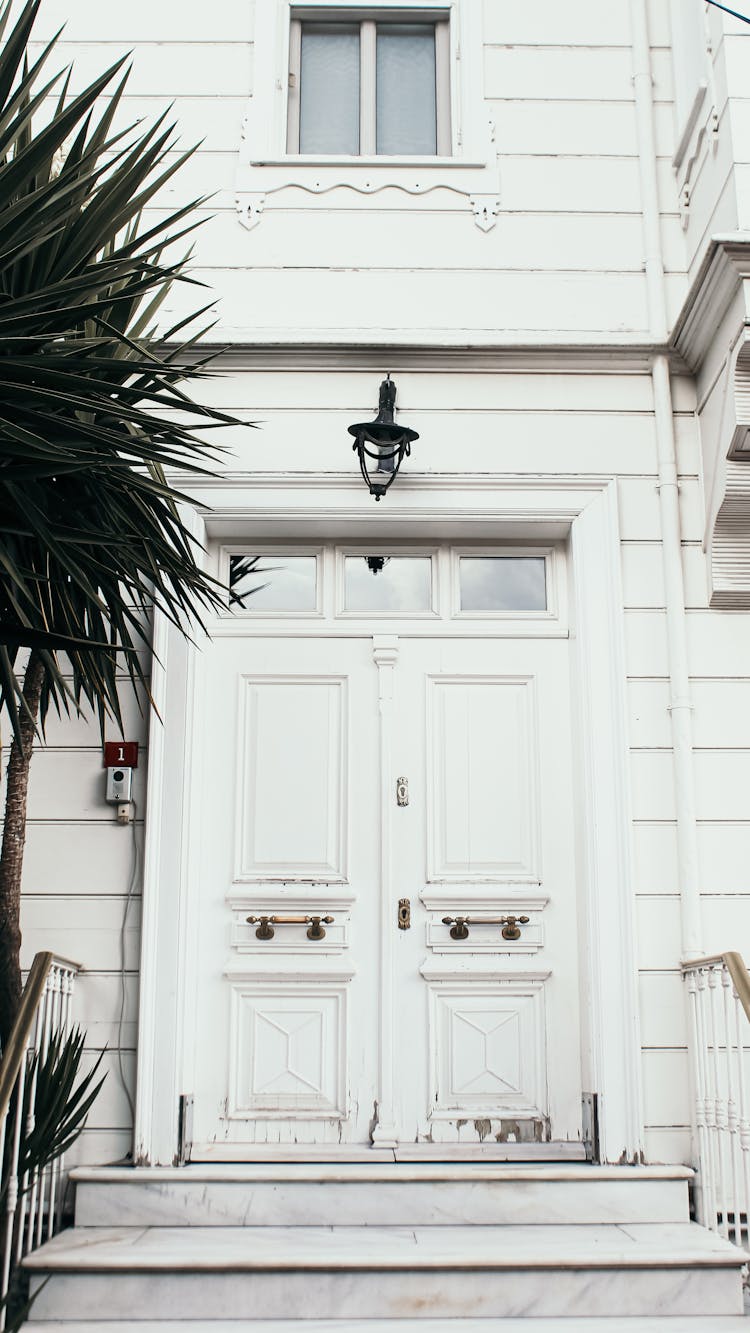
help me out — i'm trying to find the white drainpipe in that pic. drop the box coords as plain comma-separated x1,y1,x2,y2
630,0,703,960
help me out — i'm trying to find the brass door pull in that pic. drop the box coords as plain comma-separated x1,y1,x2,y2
441,914,530,941
246,914,335,941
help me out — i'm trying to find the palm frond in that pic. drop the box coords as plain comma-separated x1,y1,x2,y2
0,0,256,745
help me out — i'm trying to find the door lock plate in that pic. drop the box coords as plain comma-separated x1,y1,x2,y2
398,898,411,929
396,776,409,806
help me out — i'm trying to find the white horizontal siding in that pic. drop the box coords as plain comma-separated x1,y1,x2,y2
160,270,654,344
618,475,704,543
17,646,149,1163
163,207,686,276
483,47,673,105
636,896,750,970
633,821,750,896
28,0,256,42
489,100,674,158
11,5,687,341
25,41,254,98
21,896,142,975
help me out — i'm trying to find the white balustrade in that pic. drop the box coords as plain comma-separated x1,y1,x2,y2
0,954,80,1330
683,952,750,1250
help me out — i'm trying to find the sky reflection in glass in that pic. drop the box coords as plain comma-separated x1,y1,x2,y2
459,557,547,612
229,555,317,611
344,556,432,611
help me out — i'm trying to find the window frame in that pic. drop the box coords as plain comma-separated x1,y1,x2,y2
287,8,451,157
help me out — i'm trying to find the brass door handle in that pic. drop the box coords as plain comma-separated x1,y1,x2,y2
441,914,530,941
246,914,335,941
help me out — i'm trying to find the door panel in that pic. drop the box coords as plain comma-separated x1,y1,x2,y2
191,636,378,1152
427,675,539,880
392,638,582,1148
235,675,348,880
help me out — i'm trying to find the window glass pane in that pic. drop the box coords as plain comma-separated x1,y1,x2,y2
459,558,547,612
376,25,436,155
344,556,432,611
300,25,360,154
229,555,317,611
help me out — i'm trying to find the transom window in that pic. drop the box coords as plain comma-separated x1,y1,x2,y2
223,547,557,620
288,10,451,156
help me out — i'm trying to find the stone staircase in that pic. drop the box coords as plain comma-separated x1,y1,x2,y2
21,1163,749,1330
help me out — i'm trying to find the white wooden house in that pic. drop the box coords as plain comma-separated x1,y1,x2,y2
15,0,750,1325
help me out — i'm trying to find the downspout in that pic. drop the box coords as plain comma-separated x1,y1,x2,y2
630,0,704,960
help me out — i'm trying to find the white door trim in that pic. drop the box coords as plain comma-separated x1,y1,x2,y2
134,478,643,1166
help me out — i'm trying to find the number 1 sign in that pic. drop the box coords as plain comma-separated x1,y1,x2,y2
103,741,139,768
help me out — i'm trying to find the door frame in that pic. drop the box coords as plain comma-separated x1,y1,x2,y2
134,476,643,1166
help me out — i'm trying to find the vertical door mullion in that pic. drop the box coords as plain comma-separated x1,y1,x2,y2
360,20,377,154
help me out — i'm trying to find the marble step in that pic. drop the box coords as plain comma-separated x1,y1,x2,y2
24,1222,746,1321
71,1164,692,1228
20,1321,750,1332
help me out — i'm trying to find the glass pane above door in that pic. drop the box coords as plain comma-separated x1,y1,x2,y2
229,554,317,611
459,557,547,612
343,555,432,612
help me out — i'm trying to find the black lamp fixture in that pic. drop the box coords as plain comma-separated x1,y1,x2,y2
348,375,419,500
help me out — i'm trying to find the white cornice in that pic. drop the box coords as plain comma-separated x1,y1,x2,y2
672,234,750,370
175,470,617,493
168,341,688,376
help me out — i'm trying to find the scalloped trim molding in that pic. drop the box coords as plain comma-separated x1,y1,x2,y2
235,118,501,232
235,173,501,233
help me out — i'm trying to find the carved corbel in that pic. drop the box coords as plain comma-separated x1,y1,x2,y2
236,194,266,230
469,195,501,233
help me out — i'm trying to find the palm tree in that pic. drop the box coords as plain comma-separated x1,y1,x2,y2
0,0,247,1044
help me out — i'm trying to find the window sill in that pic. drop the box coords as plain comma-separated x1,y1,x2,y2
250,155,485,169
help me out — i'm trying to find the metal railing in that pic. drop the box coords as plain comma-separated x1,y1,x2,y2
683,951,750,1249
0,953,79,1329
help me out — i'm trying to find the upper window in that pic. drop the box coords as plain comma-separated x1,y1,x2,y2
288,11,451,156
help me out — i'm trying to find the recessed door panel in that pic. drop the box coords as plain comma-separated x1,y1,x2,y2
429,981,547,1117
229,983,346,1117
427,676,539,881
236,676,347,881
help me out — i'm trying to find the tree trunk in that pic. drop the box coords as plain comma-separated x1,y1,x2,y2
0,652,45,1050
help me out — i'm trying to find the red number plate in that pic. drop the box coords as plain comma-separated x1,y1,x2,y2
103,741,139,768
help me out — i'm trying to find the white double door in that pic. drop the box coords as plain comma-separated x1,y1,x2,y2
190,630,582,1155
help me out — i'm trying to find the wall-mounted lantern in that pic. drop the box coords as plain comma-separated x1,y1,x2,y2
348,375,419,500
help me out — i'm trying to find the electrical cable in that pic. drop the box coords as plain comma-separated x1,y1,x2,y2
706,1,750,24
117,801,139,1127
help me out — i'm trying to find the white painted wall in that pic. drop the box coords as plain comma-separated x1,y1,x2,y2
8,0,750,1169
